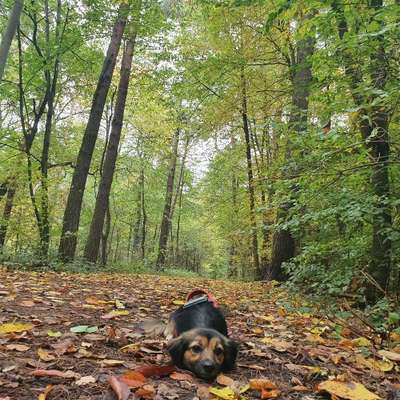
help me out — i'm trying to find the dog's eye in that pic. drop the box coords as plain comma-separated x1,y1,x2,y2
214,347,223,356
191,345,203,354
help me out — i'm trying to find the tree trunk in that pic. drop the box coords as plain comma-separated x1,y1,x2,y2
100,204,111,266
84,31,136,263
268,31,314,281
0,183,16,249
58,3,128,261
39,0,62,258
156,129,180,270
140,167,146,260
0,0,24,82
240,69,260,277
333,0,392,301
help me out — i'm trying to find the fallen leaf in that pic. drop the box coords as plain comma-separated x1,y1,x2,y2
170,371,193,381
197,385,210,400
37,348,56,362
120,370,146,388
109,376,130,400
172,300,185,306
31,369,79,379
355,355,394,372
352,337,372,347
75,375,96,386
50,339,77,355
0,322,34,334
261,388,281,399
120,343,141,353
136,384,155,399
209,386,237,400
317,380,381,400
100,359,125,367
378,350,400,362
102,310,130,320
216,373,234,387
70,325,98,334
249,378,277,390
135,364,175,377
47,330,62,337
20,300,35,307
6,344,30,352
38,384,53,400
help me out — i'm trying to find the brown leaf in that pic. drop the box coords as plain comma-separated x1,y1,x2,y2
31,369,79,379
216,374,234,387
120,370,146,388
170,371,193,382
108,376,130,400
135,364,175,377
100,359,125,367
261,388,281,399
249,378,277,390
136,384,155,399
6,344,30,352
37,348,56,362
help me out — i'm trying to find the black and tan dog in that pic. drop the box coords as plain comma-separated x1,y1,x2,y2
165,289,239,380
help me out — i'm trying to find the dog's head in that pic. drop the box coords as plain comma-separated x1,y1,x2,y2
167,328,238,380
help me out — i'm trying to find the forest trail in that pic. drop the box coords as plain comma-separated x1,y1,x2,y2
0,269,398,399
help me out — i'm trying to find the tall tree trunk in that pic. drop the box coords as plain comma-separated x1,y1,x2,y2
84,30,137,263
58,3,128,261
156,129,180,270
0,183,16,249
39,0,62,258
100,204,111,266
0,0,24,81
240,69,260,277
268,30,314,281
140,167,146,260
333,0,392,301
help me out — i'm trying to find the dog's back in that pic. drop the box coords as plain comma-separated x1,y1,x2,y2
171,301,228,336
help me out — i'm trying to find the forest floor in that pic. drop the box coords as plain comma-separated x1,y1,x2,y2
0,269,399,400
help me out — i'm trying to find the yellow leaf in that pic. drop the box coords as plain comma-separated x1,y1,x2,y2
351,337,372,347
378,350,400,362
110,309,129,316
0,322,34,334
317,380,381,400
356,355,393,372
37,348,56,362
172,300,185,306
38,384,53,400
209,386,237,400
115,300,125,309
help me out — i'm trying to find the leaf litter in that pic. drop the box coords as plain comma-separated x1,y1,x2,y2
0,270,398,399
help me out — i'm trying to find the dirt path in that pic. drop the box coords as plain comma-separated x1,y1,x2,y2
0,270,397,399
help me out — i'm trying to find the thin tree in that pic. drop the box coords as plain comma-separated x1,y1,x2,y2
0,0,24,81
58,3,129,261
84,28,138,263
156,128,180,270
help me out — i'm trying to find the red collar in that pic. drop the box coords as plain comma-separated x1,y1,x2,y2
186,289,219,308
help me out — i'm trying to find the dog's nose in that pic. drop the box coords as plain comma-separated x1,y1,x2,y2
201,360,215,373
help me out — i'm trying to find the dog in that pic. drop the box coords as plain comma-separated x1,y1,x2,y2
165,289,239,380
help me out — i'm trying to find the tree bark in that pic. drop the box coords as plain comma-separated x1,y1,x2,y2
333,0,392,301
156,128,180,270
39,0,62,258
0,0,24,81
58,3,128,261
268,30,314,281
84,31,136,263
0,183,16,249
240,68,260,278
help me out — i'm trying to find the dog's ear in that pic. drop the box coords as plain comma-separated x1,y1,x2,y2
222,338,239,371
167,336,187,368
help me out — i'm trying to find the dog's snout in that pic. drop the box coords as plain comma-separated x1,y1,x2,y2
201,359,215,372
